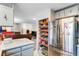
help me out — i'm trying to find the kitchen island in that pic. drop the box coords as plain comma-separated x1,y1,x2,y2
0,38,35,56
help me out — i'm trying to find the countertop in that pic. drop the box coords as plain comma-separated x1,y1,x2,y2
1,38,35,51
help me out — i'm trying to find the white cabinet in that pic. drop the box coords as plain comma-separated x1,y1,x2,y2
55,12,60,18
65,6,79,16
22,48,34,56
6,48,21,56
5,45,34,56
55,5,79,19
22,45,34,56
10,52,21,56
55,11,65,19
0,5,13,26
59,10,65,18
22,45,34,50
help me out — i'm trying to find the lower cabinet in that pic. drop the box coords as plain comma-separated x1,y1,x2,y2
5,48,20,56
22,45,34,56
22,48,33,56
10,52,21,56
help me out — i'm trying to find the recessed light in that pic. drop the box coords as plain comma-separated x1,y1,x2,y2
32,18,36,20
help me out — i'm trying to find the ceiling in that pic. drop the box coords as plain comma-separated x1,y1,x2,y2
14,3,74,24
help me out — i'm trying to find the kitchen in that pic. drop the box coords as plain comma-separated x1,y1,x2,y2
0,3,79,56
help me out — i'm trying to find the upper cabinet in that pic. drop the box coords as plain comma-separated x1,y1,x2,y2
0,5,13,26
55,5,79,19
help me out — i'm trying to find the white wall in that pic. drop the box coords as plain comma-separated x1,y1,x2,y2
34,9,50,20
32,24,37,31
21,23,32,34
13,23,21,32
49,9,55,45
14,23,37,34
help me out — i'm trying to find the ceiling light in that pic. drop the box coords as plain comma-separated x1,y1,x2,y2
32,18,36,20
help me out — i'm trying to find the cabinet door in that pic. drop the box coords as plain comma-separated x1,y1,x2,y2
0,5,13,26
5,7,13,26
6,48,20,56
22,48,34,56
22,45,34,51
0,5,6,26
10,52,21,56
55,12,60,19
55,12,58,19
59,10,65,18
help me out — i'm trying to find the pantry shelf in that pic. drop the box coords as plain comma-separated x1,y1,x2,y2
39,18,48,56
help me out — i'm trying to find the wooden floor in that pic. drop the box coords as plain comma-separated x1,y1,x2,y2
48,45,73,56
48,46,63,56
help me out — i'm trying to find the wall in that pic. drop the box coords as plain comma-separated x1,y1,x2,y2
35,9,50,20
49,9,55,45
32,24,37,31
14,23,37,34
21,23,32,34
13,23,21,32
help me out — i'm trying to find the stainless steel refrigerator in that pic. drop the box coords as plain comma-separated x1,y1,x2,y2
49,17,77,56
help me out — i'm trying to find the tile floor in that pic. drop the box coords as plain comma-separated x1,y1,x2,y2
34,49,44,56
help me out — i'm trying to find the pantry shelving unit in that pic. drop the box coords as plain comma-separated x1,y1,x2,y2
39,18,48,56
